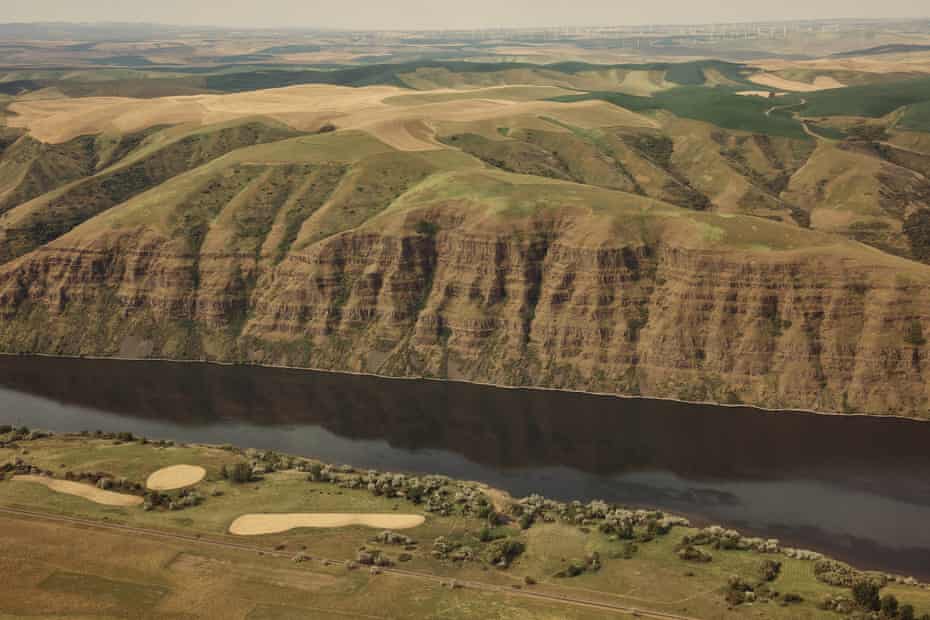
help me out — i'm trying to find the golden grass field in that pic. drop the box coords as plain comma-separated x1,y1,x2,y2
7,84,657,148
747,72,846,92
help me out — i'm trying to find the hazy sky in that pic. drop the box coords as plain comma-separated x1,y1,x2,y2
4,0,928,30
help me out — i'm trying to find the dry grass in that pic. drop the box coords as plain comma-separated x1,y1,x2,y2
0,513,613,619
748,72,846,92
754,54,930,76
8,84,657,152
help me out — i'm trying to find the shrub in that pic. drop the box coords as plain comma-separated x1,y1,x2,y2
307,463,324,481
725,588,746,606
608,542,638,559
677,545,712,563
758,559,782,582
905,319,927,346
814,558,877,587
554,552,602,578
0,425,12,434
908,209,930,261
483,539,525,569
556,561,587,578
852,581,881,611
899,604,915,620
415,220,439,237
881,594,899,617
372,530,414,546
229,462,253,484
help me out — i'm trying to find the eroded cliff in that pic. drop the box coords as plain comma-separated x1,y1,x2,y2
2,118,930,418
1,178,929,418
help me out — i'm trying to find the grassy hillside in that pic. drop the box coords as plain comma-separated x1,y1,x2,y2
0,59,756,99
551,88,809,139
1,54,930,416
899,101,930,132
801,77,930,119
0,119,303,261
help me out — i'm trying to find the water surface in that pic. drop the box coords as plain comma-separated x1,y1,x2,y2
2,355,929,579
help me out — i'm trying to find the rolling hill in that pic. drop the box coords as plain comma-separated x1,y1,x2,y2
2,61,930,418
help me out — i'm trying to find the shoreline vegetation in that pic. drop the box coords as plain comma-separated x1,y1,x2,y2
1,425,929,619
4,351,928,425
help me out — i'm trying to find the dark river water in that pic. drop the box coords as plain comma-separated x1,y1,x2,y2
2,355,930,579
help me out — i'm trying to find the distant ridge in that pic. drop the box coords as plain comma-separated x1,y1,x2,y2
834,44,930,58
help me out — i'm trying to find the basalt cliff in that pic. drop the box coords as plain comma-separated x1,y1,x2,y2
1,116,930,418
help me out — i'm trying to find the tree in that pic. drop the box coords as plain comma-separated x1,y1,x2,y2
758,558,782,582
881,594,899,617
415,220,439,237
229,463,253,484
905,319,926,346
852,581,880,611
483,539,525,568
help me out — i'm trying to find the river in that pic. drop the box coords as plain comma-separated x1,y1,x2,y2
2,355,929,579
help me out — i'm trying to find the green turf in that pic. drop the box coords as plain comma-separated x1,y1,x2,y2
663,61,709,85
5,433,930,620
898,101,930,132
40,571,168,608
801,76,930,119
551,87,809,139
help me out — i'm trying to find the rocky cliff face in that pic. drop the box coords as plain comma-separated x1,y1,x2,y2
2,209,928,418
3,116,930,419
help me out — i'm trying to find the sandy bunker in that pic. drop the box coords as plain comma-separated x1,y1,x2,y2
12,475,143,507
146,465,206,490
228,513,426,535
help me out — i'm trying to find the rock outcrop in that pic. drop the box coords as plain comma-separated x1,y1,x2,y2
1,205,929,418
